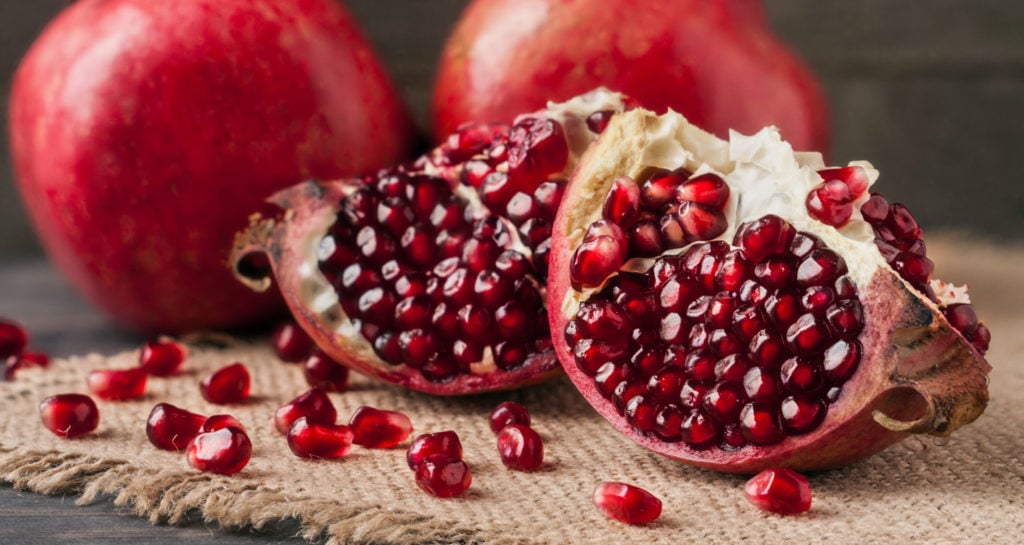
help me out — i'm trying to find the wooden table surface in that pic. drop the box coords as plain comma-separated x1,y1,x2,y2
0,260,315,545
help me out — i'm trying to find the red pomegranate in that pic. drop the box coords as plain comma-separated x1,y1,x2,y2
547,106,991,473
231,90,629,394
8,0,415,334
433,0,829,154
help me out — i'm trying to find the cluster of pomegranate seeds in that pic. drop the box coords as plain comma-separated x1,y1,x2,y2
302,351,350,392
271,321,316,363
592,482,662,525
567,213,865,450
138,338,187,376
86,368,148,401
39,393,99,438
406,430,463,469
857,193,990,354
146,403,206,451
287,417,354,459
806,166,870,228
186,425,252,475
744,467,812,515
2,318,50,381
349,406,413,448
571,168,731,288
273,389,337,434
488,402,544,471
199,362,251,404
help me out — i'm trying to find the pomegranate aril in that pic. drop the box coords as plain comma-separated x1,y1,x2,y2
407,430,463,469
702,382,745,424
87,368,147,401
147,403,206,451
680,409,718,447
780,356,824,393
797,249,848,287
603,176,641,228
785,314,832,355
887,203,922,240
349,406,413,448
743,367,781,402
625,394,659,433
273,389,337,434
287,417,354,459
186,426,252,475
860,193,889,224
822,339,861,383
780,395,827,434
825,300,865,339
414,455,472,498
586,110,614,133
744,468,812,515
806,179,854,227
0,319,28,359
943,303,979,335
496,424,544,471
593,482,662,525
199,363,250,405
739,403,784,446
532,178,565,219
506,116,569,188
735,215,795,264
892,252,934,284
676,202,727,242
677,173,729,208
640,167,687,208
200,414,246,433
138,338,187,376
39,393,99,438
489,401,531,433
595,363,633,399
303,351,350,392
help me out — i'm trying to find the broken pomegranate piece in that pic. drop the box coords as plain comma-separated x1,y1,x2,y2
231,90,630,394
548,106,991,473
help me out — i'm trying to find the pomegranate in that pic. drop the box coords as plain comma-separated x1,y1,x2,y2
592,482,662,525
232,90,630,394
744,467,812,515
433,0,828,154
548,107,991,473
8,0,415,334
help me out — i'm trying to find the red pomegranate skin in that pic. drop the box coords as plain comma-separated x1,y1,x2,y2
9,0,416,334
433,0,829,154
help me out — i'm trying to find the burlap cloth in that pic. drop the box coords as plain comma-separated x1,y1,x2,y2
2,237,1023,544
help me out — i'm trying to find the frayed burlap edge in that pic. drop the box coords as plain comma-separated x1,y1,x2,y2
0,446,498,545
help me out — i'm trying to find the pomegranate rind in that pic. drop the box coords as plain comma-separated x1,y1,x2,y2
549,109,991,473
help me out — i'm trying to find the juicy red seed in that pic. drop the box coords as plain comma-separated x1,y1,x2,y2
593,482,662,525
679,379,710,409
407,430,464,469
806,179,854,227
507,117,569,188
0,319,28,359
647,365,687,403
743,367,781,402
532,179,565,218
138,339,187,376
349,406,413,448
887,203,922,240
595,363,632,399
303,351,350,392
943,303,979,335
714,354,751,382
732,305,765,341
586,110,615,133
5,351,50,381
574,299,631,339
199,363,250,405
780,357,824,393
573,339,628,376
738,403,784,445
654,405,684,441
186,427,252,475
702,382,745,424
860,193,890,223
797,249,848,286
400,227,438,267
146,403,206,451
677,202,728,243
800,285,836,315
505,192,538,224
754,257,796,289
785,314,832,355
625,395,658,432
825,300,865,339
274,389,337,434
765,291,801,328
744,468,812,515
735,215,795,264
683,350,717,381
715,251,752,292
200,414,246,433
613,381,648,413
677,173,729,208
496,424,544,471
790,232,823,259
39,393,99,438
640,167,689,208
570,235,627,288
749,330,786,368
445,122,508,163
892,252,934,284
489,401,531,433
680,409,718,447
780,395,827,434
969,324,992,353
287,417,354,459
631,220,664,256
414,455,472,498
86,368,147,401
822,339,861,383
603,176,641,228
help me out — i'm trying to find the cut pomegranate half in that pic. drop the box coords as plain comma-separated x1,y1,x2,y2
548,107,991,473
231,90,630,394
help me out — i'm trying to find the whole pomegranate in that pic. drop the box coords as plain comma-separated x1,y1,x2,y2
433,0,829,154
547,106,991,473
231,90,629,394
8,0,415,334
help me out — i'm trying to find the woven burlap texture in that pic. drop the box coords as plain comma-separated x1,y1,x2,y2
2,238,1023,544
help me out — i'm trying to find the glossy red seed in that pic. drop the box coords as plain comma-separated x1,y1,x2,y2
602,176,641,228
797,249,848,286
273,389,337,435
496,424,544,471
806,179,854,227
593,482,662,525
489,401,531,434
677,202,728,242
303,351,350,392
200,414,246,433
892,252,934,283
744,468,812,515
680,409,718,447
822,339,861,383
349,406,413,448
0,319,28,359
146,403,206,451
677,172,729,208
570,235,627,288
506,117,568,188
199,363,250,405
780,395,827,434
138,339,187,376
407,430,464,469
702,382,745,424
414,454,472,498
186,426,252,475
860,193,890,223
39,393,99,438
271,321,316,363
586,110,614,133
735,215,795,264
86,368,147,401
287,417,354,459
739,403,785,445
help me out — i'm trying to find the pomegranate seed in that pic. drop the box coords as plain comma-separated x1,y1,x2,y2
739,403,785,445
0,319,28,358
887,203,922,240
603,176,641,228
273,389,337,434
186,426,252,475
496,424,544,471
407,430,463,469
586,110,615,133
892,252,934,284
860,193,890,223
87,368,147,401
822,339,861,383
349,406,413,448
532,178,566,219
138,339,187,376
287,417,354,459
943,303,979,335
680,409,718,447
414,455,472,498
677,172,729,208
806,179,854,227
744,468,812,515
640,167,688,209
570,235,627,288
780,395,826,434
200,414,246,433
303,351,350,392
676,202,727,242
199,362,251,405
735,215,795,264
5,351,50,381
272,321,316,363
506,117,568,188
146,403,206,451
489,401,531,433
592,482,662,525
39,393,99,438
